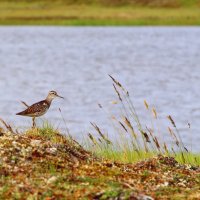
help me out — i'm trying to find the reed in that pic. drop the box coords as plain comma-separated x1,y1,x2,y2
87,75,199,165
0,76,198,166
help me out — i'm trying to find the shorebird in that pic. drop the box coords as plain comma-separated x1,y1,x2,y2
16,91,64,128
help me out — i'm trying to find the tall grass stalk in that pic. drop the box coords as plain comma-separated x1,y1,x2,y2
87,75,195,165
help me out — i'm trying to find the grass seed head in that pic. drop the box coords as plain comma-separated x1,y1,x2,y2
109,74,122,88
90,122,112,145
164,142,169,154
167,115,176,128
142,131,151,143
144,100,149,110
153,136,160,150
152,107,157,119
123,117,134,132
88,133,97,145
118,121,128,133
113,83,122,101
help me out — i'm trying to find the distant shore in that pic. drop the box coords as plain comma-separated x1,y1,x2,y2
0,2,200,26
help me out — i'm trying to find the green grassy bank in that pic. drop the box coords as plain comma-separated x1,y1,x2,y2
0,124,199,199
0,0,200,25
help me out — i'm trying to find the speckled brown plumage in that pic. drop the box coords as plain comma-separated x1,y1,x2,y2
16,100,50,117
16,91,64,128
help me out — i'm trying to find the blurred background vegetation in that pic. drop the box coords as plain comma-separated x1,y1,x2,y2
0,0,200,25
1,0,200,7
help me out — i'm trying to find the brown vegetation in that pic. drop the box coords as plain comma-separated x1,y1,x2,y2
0,126,200,199
1,0,200,7
100,0,181,7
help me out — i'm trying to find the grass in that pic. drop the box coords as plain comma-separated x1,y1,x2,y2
85,75,200,167
0,75,200,198
26,121,61,140
0,114,199,199
0,126,199,199
0,1,200,25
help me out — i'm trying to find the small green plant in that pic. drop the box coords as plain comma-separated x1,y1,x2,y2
25,120,69,144
39,120,57,136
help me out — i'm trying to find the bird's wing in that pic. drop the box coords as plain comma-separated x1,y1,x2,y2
16,100,49,115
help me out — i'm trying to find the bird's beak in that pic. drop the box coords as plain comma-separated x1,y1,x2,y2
57,94,64,99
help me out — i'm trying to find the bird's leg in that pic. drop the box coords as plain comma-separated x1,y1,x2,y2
32,117,36,128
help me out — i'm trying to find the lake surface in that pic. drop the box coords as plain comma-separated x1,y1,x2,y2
0,26,200,150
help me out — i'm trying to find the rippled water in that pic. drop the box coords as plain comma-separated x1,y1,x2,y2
0,27,200,150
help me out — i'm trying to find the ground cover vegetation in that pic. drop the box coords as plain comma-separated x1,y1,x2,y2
0,76,200,199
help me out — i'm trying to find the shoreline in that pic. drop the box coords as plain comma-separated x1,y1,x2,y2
0,4,200,26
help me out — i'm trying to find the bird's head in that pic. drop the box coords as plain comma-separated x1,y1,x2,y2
47,90,64,101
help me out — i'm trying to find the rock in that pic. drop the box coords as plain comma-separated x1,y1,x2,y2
46,147,57,155
137,194,154,200
46,176,58,184
30,139,41,147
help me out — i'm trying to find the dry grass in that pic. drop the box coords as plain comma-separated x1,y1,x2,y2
0,125,199,199
0,80,199,199
0,73,199,198
87,75,199,166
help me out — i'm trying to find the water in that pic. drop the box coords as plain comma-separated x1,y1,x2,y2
0,26,200,150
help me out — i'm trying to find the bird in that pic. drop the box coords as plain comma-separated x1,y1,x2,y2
16,90,64,128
